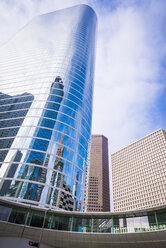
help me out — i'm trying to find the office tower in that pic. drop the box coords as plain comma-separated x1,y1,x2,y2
0,4,97,211
85,135,110,212
112,128,166,212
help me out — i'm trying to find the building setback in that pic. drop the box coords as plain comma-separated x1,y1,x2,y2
0,4,97,211
112,128,166,212
85,135,110,212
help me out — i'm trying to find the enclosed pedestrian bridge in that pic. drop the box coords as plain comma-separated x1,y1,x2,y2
0,199,166,247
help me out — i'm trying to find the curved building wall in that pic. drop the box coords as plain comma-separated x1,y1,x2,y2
0,4,97,211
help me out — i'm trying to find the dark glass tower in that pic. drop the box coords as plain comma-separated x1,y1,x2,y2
0,5,97,211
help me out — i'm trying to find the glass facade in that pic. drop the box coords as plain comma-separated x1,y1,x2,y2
0,4,97,211
0,199,166,233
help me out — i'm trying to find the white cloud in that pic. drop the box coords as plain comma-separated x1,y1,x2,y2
91,0,166,153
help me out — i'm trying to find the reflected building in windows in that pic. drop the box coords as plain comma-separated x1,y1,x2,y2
0,92,34,167
0,150,23,196
47,135,78,210
46,135,65,206
0,4,97,211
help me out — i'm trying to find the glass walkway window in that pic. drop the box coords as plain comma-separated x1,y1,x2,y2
0,200,166,234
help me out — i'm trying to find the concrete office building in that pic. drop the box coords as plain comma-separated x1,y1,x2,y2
112,128,166,212
0,4,97,211
85,135,110,212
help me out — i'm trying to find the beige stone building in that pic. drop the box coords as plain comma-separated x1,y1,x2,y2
111,128,166,212
85,135,110,212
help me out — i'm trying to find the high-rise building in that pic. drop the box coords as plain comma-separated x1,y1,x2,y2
111,128,166,212
0,4,97,211
85,135,110,212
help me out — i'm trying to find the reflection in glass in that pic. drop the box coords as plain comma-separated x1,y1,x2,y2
0,92,34,166
0,5,97,210
3,77,64,201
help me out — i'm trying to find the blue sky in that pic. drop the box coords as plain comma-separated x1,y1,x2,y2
1,0,166,153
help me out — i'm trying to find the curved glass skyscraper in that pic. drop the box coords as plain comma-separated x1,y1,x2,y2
0,4,97,211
